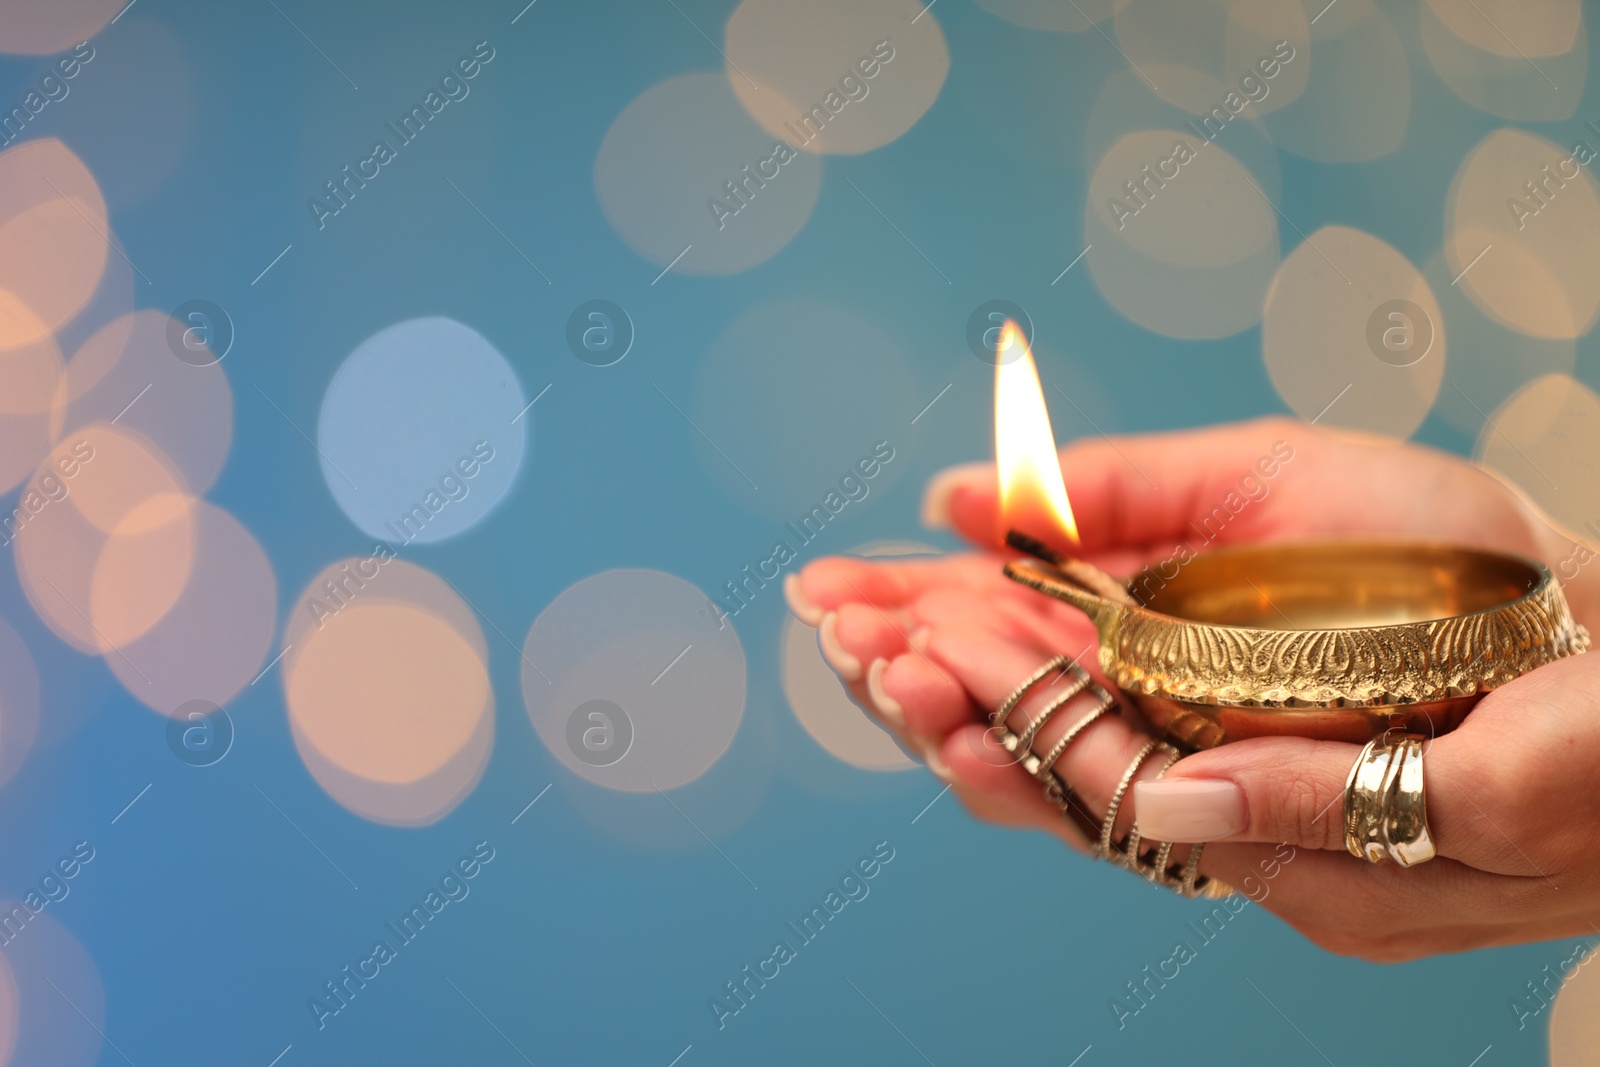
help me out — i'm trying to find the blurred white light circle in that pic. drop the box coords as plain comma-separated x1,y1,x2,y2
318,317,525,545
1263,225,1445,440
725,0,949,155
595,72,822,274
1477,374,1600,545
522,569,745,793
1114,0,1309,118
1258,0,1410,163
1423,249,1575,438
1420,0,1586,121
1084,131,1278,339
1447,128,1600,340
976,0,1124,32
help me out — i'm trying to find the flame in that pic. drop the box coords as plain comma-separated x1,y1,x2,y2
994,320,1079,545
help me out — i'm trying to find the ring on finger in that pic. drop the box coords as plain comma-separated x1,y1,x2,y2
990,654,1229,898
1343,732,1436,867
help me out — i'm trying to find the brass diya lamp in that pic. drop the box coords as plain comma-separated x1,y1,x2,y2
1003,533,1589,749
989,322,1590,751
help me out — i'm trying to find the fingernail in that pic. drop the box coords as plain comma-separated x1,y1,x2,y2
784,573,824,626
907,626,932,654
817,612,862,681
1133,779,1247,843
921,462,989,529
866,658,903,725
922,740,955,783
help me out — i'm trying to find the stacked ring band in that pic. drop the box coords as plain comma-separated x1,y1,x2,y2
1343,732,1436,867
992,655,1228,898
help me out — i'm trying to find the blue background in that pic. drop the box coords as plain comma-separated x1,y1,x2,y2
0,1,1592,1065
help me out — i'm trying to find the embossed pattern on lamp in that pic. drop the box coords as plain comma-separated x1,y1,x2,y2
992,321,1591,750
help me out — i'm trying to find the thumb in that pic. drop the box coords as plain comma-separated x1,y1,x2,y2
1131,735,1361,850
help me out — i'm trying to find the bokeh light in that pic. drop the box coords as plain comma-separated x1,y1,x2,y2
1084,129,1279,338
102,501,275,716
88,491,194,652
725,0,949,156
0,617,40,795
0,308,63,495
1447,127,1600,340
15,424,192,655
522,569,745,793
1422,249,1575,438
595,71,823,274
55,309,233,494
1419,0,1586,122
0,948,13,1067
0,139,108,347
52,236,132,361
689,301,913,519
1550,942,1600,1067
1257,0,1410,163
1263,225,1444,440
1477,373,1600,546
0,2,120,55
0,909,104,1067
318,316,525,545
284,559,493,827
976,0,1123,32
47,18,194,209
1114,0,1308,118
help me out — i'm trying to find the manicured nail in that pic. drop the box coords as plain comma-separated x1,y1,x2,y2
1133,779,1247,843
817,612,862,681
906,626,932,654
922,740,955,783
784,573,824,626
920,462,989,529
866,658,903,725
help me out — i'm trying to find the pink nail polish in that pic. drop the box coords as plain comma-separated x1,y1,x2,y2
1133,779,1247,843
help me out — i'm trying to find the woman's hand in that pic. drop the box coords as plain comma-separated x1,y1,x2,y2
787,416,1600,959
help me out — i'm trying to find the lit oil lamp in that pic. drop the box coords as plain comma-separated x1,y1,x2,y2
991,322,1590,751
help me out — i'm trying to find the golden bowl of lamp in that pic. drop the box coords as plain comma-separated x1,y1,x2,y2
1003,535,1590,750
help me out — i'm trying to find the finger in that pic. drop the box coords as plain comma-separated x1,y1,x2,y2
1133,729,1542,878
791,557,947,616
794,553,1027,618
1132,736,1355,850
923,417,1298,554
832,647,971,756
873,649,974,742
818,602,912,681
907,584,1099,658
937,724,1094,846
922,624,1164,842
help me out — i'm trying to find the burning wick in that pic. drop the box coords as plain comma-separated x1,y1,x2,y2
994,320,1079,547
